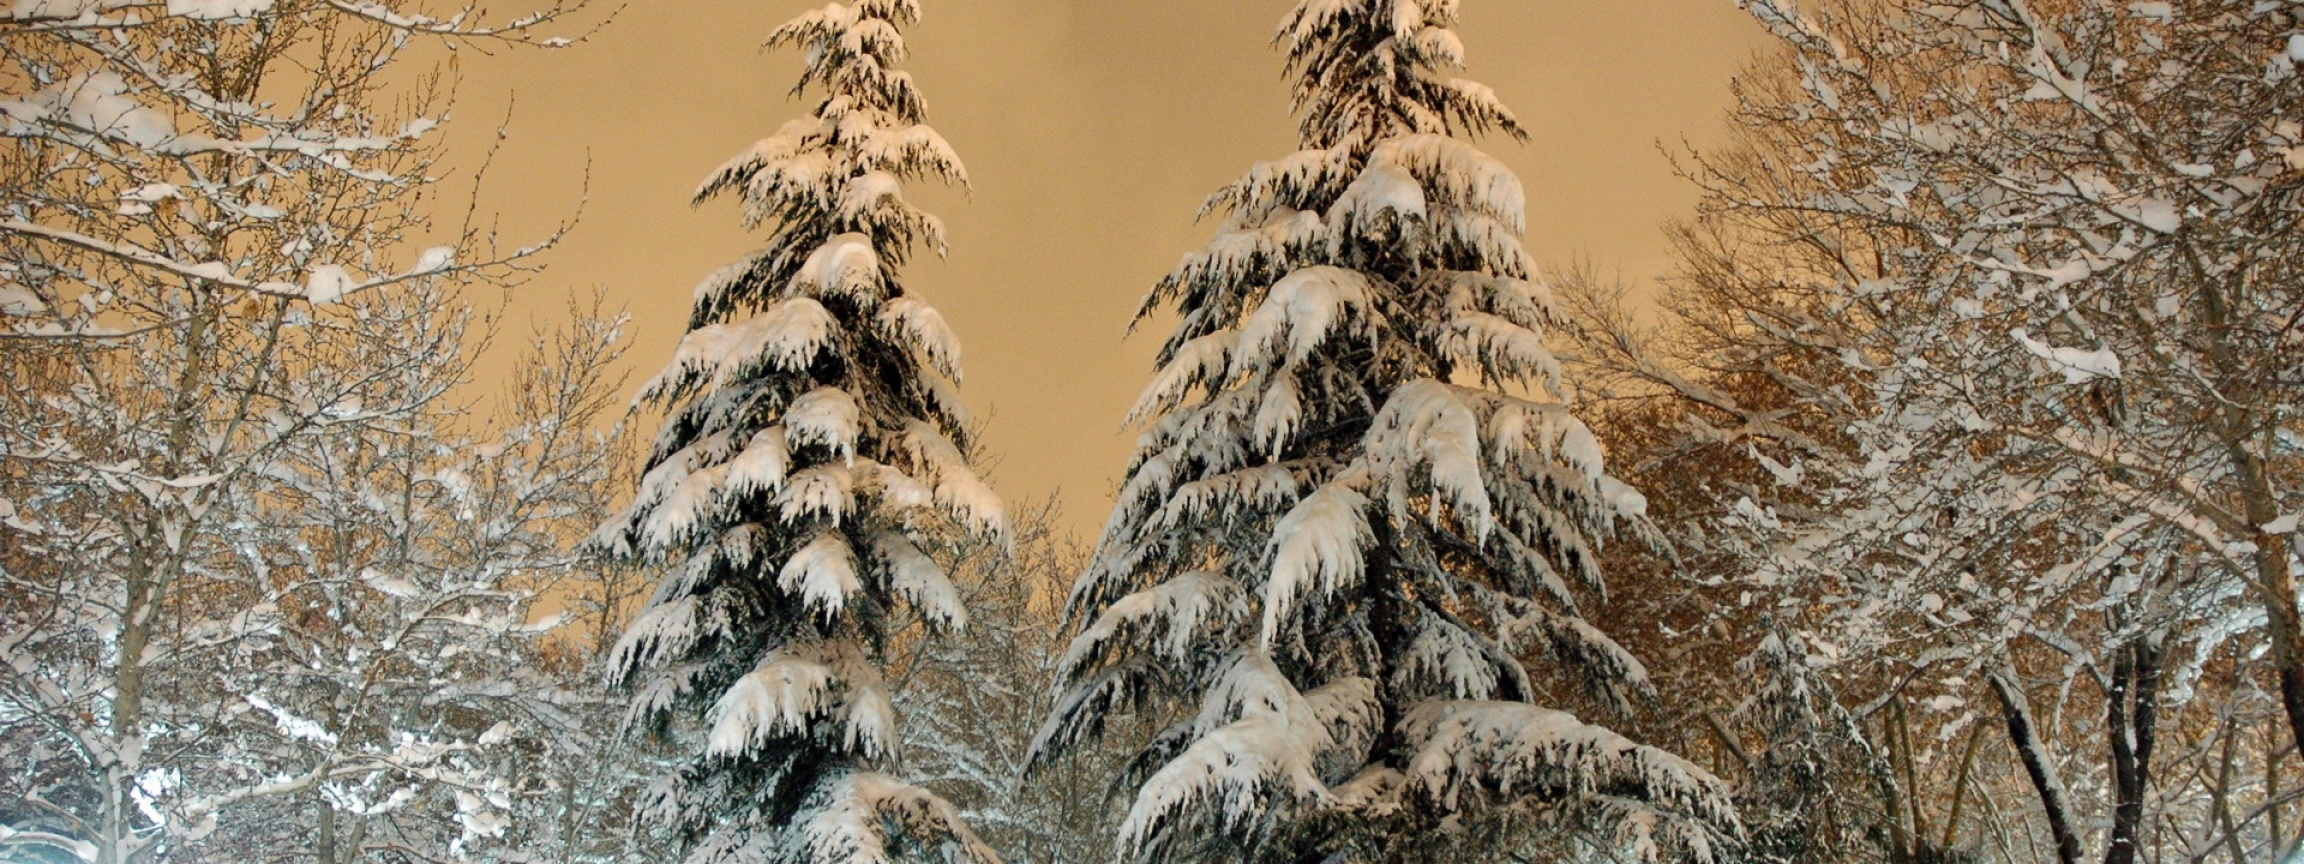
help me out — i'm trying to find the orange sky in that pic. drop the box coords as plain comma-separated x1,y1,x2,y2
447,0,1769,539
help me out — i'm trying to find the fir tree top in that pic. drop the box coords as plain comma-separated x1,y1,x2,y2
1280,0,1523,148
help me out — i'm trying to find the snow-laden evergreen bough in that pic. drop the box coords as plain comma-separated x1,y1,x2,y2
1032,2,1736,861
594,3,1002,864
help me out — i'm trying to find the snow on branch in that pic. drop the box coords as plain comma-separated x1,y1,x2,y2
786,388,865,461
1233,265,1377,374
1116,655,1334,860
1129,331,1238,425
806,772,998,864
1398,701,1738,849
778,463,858,524
780,531,864,618
1142,208,1327,330
319,0,602,45
901,421,1004,536
796,234,888,300
639,298,840,402
1060,571,1248,678
1368,381,1497,539
608,595,703,682
1259,483,1373,648
769,1,930,122
2011,327,2122,384
709,640,894,761
1152,463,1303,530
1399,615,1518,701
0,219,457,306
871,529,965,629
1200,147,1352,222
879,295,963,381
1328,162,1429,235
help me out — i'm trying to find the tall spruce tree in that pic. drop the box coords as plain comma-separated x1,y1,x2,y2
595,3,1003,864
1033,2,1736,862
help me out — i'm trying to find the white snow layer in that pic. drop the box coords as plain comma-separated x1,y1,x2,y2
643,298,838,398
609,595,701,675
0,284,45,316
778,464,856,523
1260,484,1372,648
1119,656,1331,853
724,427,795,497
1329,162,1429,232
873,530,966,629
796,233,884,299
879,295,964,380
805,772,995,864
1061,571,1246,673
1130,331,1238,425
1399,700,1736,826
1371,381,1497,538
902,421,1005,534
785,387,863,459
2012,328,2123,384
780,531,862,617
707,641,892,759
166,0,274,19
14,73,179,148
1369,135,1527,230
1234,266,1373,374
305,265,355,305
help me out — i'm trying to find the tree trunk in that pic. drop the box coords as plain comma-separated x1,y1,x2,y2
2271,731,2285,859
1891,696,1930,850
2193,257,2304,765
316,798,337,864
2210,718,2248,864
1942,721,1986,852
2103,639,2160,864
2256,533,2304,763
98,298,221,864
1991,668,2084,864
104,551,168,864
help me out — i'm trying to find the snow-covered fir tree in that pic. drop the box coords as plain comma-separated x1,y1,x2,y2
1033,2,1736,862
594,3,1003,864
